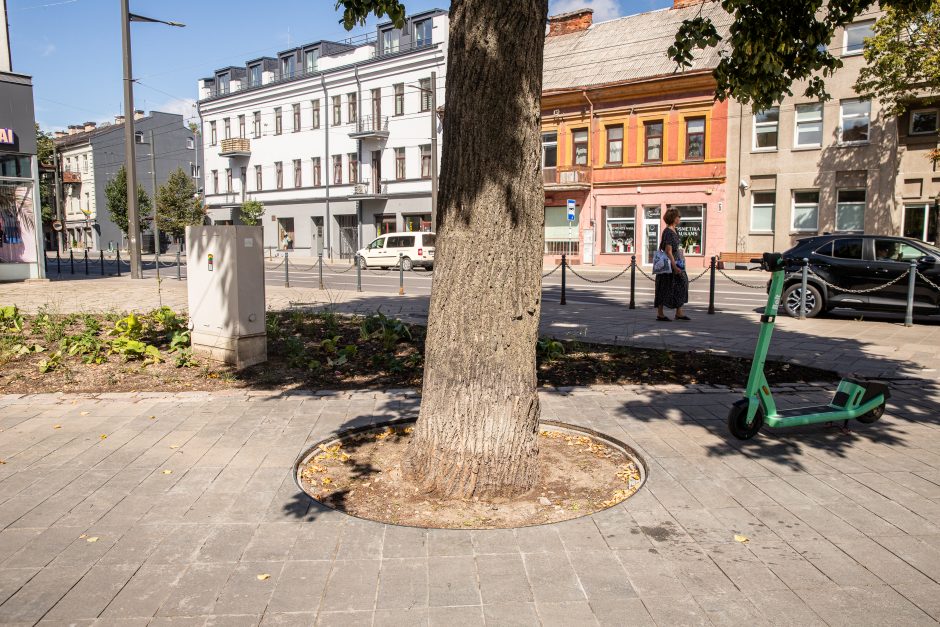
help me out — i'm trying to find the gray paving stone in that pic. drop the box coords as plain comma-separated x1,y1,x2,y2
428,605,484,626
212,562,283,616
795,584,935,626
375,557,427,610
476,554,532,605
44,563,138,621
567,550,636,601
158,562,237,617
521,553,584,604
428,556,480,607
373,607,428,627
588,598,654,627
313,609,372,626
265,561,329,614
482,602,540,627
640,595,709,627
615,549,686,598
101,563,184,619
319,559,380,613
258,612,317,627
0,563,89,624
427,529,474,557
0,567,39,606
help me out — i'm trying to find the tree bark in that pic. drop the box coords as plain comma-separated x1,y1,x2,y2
405,0,549,499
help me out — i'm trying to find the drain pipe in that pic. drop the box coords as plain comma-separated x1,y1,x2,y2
355,66,363,251
320,74,332,259
583,89,596,266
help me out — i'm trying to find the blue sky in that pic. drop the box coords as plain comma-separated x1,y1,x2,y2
8,0,672,131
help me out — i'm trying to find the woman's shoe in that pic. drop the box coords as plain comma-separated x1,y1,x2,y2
656,316,671,321
675,315,691,321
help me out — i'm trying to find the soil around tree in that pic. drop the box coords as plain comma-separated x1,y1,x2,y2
297,420,646,529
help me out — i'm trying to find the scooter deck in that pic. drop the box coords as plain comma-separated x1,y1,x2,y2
775,405,835,419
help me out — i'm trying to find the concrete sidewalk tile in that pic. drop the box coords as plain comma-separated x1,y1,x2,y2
832,537,934,587
693,592,770,627
590,508,653,551
513,525,564,555
588,597,653,627
158,562,237,617
374,557,428,610
614,548,686,598
482,602,540,626
313,610,372,626
745,539,831,590
567,550,636,601
428,556,480,607
795,584,935,626
0,529,43,565
373,607,428,627
658,542,737,596
211,562,284,616
43,563,138,620
521,552,584,604
788,538,882,587
204,614,261,627
427,529,474,557
555,517,609,553
319,559,380,613
428,605,484,626
197,525,256,563
893,582,940,619
381,525,427,559
258,612,317,627
146,525,214,565
0,563,88,623
148,617,208,627
241,523,301,562
698,541,788,593
475,554,533,605
639,595,709,626
873,535,940,582
0,567,40,607
2,526,86,569
265,561,330,614
334,520,384,560
534,601,598,626
740,588,826,626
290,522,342,561
469,529,519,555
102,563,185,619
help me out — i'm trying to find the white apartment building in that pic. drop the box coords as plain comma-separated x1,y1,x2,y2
58,129,96,249
197,9,447,259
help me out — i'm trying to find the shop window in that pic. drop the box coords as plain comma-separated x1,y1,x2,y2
671,204,705,255
792,190,820,232
604,206,635,253
751,191,775,232
836,189,866,232
544,206,579,255
375,214,396,235
404,214,432,232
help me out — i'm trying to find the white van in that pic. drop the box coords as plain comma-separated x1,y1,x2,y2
357,232,435,271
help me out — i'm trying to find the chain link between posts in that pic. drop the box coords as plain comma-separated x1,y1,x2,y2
564,262,632,284
717,268,767,289
542,264,561,278
916,270,940,293
322,262,357,274
808,268,910,294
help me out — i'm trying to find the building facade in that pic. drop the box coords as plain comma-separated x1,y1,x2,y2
726,8,940,254
53,111,199,252
541,3,731,269
197,9,447,259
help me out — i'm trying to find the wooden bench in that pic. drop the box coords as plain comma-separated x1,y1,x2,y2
718,252,762,270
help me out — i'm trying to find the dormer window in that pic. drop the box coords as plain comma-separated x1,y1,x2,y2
248,64,261,88
304,49,319,74
381,29,399,55
216,72,230,95
281,55,296,79
414,19,432,48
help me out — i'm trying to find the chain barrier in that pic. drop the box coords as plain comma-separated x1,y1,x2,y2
322,262,358,274
916,270,940,293
687,266,711,283
808,269,910,294
565,262,631,284
635,264,657,282
542,264,561,278
267,258,285,270
717,268,767,289
412,271,435,279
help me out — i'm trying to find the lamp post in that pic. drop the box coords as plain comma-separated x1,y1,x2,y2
120,0,184,279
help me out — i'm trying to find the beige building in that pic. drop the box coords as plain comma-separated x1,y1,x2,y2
726,8,939,255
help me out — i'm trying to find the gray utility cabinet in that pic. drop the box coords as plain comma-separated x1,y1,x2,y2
186,225,266,369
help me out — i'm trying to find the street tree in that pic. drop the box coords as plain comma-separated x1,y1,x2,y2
35,125,56,224
239,199,265,226
105,166,151,236
156,168,205,241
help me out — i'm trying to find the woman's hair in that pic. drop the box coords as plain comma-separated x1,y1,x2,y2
663,208,680,226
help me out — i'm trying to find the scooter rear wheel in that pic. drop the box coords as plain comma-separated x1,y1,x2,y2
728,404,764,440
857,402,886,424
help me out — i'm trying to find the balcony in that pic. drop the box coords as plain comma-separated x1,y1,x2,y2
349,115,390,140
543,166,591,189
219,137,251,158
62,170,82,184
350,179,388,199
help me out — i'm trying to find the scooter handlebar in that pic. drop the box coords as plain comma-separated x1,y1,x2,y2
755,252,786,272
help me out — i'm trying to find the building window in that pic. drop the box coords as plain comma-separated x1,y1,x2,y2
753,108,779,150
792,190,820,232
253,111,261,138
135,131,144,144
312,157,321,186
248,64,261,88
186,137,194,150
217,73,230,95
572,129,589,166
304,49,319,73
292,159,302,188
544,207,579,255
404,214,432,232
910,109,939,135
420,145,432,178
274,107,282,135
840,99,871,144
332,96,342,126
255,165,262,191
414,19,432,48
604,206,635,253
420,78,432,112
275,161,283,189
795,103,823,147
542,132,558,168
395,147,406,179
685,118,706,161
240,167,247,192
223,118,231,140
210,121,217,145
190,163,200,178
348,93,357,124
82,155,88,172
225,168,233,193
281,54,296,79
394,84,404,116
233,115,242,139
376,214,396,235
292,104,301,132
332,155,342,184
672,205,705,255
381,29,399,55
312,100,320,129
606,126,623,164
348,153,358,183
751,191,776,232
644,121,663,162
836,189,866,232
843,21,874,56
211,170,218,194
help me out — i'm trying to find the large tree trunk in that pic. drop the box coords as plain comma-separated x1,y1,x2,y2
406,0,549,499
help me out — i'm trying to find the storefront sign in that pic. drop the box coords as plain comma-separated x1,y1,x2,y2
677,223,703,255
0,129,14,145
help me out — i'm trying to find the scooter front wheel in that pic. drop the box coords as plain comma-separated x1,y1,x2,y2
728,403,764,440
857,402,886,424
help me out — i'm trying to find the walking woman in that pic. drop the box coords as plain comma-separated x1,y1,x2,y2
655,208,690,321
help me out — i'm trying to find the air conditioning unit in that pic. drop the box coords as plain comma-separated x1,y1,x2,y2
354,183,368,195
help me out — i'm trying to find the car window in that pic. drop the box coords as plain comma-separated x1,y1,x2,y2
832,238,863,259
874,239,925,262
369,238,385,250
814,241,833,257
423,233,436,247
388,236,414,248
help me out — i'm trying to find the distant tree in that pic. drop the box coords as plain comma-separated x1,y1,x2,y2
156,168,204,241
36,126,57,225
240,199,265,225
105,166,152,235
188,121,199,135
35,124,54,166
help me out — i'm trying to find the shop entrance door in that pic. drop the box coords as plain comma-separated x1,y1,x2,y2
903,203,939,245
277,218,295,250
643,205,661,265
312,217,324,255
336,214,359,259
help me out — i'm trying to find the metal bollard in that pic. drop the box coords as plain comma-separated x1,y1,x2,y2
560,253,567,305
100,250,105,276
708,256,717,314
56,248,61,274
284,251,290,288
629,255,636,310
398,253,405,295
69,249,74,274
799,258,809,320
176,249,181,281
355,254,362,292
116,249,121,277
318,253,324,290
84,248,89,275
905,260,917,327
155,251,161,281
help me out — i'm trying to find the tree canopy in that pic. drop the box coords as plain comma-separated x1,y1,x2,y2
239,199,265,226
105,166,151,235
156,168,204,240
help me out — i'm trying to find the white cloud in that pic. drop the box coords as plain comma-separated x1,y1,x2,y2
40,42,56,57
152,98,198,123
550,0,622,22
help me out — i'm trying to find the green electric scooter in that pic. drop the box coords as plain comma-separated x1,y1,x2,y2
727,252,890,440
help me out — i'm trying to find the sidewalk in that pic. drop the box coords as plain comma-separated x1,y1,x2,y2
0,380,938,625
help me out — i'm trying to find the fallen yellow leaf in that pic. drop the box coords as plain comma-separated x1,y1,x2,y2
162,470,173,475
0,460,6,465
53,425,62,429
80,411,89,416
86,536,99,543
79,534,87,539
322,477,333,485
99,434,107,440
734,534,749,544
256,573,271,581
148,416,156,420
169,445,180,449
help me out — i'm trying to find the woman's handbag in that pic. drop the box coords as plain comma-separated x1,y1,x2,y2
652,250,671,275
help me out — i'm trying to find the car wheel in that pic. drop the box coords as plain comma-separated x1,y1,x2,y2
358,256,368,270
782,283,823,318
401,257,413,271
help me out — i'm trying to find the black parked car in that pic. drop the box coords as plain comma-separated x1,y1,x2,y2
777,234,940,318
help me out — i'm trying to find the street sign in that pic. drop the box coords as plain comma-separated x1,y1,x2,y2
52,220,63,232
566,199,576,222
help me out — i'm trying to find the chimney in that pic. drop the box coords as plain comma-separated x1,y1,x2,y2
134,109,145,120
547,8,593,37
54,131,67,139
673,0,707,8
67,125,79,136
114,114,125,125
83,121,97,132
